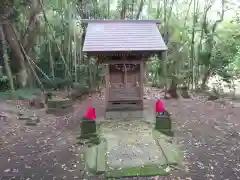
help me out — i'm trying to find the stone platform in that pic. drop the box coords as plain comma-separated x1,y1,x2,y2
105,100,155,122
101,121,165,168
86,120,182,178
105,110,145,120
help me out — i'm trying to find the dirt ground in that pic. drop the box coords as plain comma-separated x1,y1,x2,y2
0,88,240,180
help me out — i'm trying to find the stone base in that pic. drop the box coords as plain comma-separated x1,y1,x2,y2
105,110,145,120
47,99,72,108
155,115,173,136
46,106,74,115
80,120,97,138
106,100,143,111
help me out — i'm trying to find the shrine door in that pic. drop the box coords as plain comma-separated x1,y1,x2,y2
108,63,141,102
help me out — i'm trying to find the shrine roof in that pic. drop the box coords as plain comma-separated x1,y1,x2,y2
82,19,167,53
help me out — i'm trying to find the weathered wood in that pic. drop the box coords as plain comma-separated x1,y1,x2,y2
84,51,156,58
106,58,143,112
106,100,143,111
140,60,144,99
81,19,161,24
124,68,127,85
99,54,157,113
103,60,142,65
109,87,141,101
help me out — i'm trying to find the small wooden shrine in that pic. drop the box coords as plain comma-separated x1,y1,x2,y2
82,20,167,118
100,54,146,111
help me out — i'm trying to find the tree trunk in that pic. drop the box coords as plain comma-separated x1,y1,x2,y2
190,0,199,90
0,0,41,87
135,0,144,19
120,0,127,19
167,77,179,98
107,0,110,18
0,25,15,93
22,0,41,52
201,68,211,89
2,24,28,87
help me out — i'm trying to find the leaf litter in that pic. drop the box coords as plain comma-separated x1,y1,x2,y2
1,89,240,180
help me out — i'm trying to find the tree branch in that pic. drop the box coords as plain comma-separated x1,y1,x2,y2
120,0,126,19
135,0,144,19
21,0,42,52
202,4,212,34
212,0,225,32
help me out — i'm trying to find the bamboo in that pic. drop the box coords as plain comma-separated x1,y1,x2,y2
56,43,72,80
48,40,55,79
67,0,72,79
108,0,110,18
163,51,168,97
73,21,78,82
19,44,44,91
79,29,83,65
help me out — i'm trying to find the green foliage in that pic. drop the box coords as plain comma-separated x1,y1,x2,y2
1,0,240,92
73,82,89,94
40,77,72,89
0,75,9,91
15,88,41,100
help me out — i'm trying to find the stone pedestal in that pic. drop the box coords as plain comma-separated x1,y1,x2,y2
80,120,97,138
46,98,73,115
47,99,72,108
155,115,173,136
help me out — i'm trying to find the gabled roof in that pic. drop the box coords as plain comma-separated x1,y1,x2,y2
82,20,167,52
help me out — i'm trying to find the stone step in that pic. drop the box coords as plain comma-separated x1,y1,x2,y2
105,110,145,120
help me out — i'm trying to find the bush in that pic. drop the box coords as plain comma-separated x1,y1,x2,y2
0,76,9,91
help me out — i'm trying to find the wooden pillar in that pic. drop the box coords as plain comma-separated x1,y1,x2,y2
124,64,127,86
143,61,147,84
140,60,144,100
123,57,127,87
105,64,109,109
162,51,168,97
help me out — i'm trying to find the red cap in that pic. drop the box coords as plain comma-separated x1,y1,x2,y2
84,106,96,120
155,99,165,113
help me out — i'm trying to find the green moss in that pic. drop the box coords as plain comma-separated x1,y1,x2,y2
89,136,101,145
47,98,72,108
85,139,107,174
152,130,183,166
79,133,98,139
85,145,97,173
105,164,170,178
158,130,174,137
96,140,107,173
83,121,183,178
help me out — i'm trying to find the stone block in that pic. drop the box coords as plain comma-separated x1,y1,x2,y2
80,120,97,138
155,115,172,135
47,98,72,108
46,106,73,115
105,110,144,120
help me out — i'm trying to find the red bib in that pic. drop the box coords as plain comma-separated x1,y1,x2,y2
155,99,165,113
84,106,96,120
